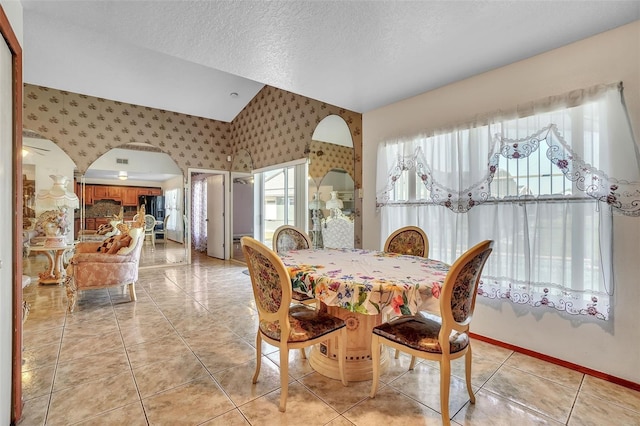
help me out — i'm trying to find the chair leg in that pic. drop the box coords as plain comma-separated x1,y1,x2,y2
279,346,290,412
299,348,307,359
439,358,451,425
64,275,77,313
338,327,347,386
409,355,417,370
394,348,400,359
465,346,475,403
128,282,137,302
252,332,262,384
369,334,381,398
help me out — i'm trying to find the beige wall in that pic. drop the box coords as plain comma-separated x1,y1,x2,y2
362,20,640,383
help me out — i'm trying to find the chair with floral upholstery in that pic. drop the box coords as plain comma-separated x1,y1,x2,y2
272,225,312,253
383,226,429,257
64,222,145,312
370,240,493,425
272,225,315,306
241,236,348,412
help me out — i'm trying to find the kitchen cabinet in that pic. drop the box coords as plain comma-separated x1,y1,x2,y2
92,185,109,199
123,188,139,206
85,218,96,231
86,185,162,204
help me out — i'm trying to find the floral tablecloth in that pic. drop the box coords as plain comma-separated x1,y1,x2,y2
280,248,449,318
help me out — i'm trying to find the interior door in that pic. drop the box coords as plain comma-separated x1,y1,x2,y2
206,174,225,259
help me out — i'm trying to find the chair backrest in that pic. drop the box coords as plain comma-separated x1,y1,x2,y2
321,215,354,249
143,214,156,232
439,240,493,338
272,225,312,253
163,214,170,229
384,226,429,257
242,237,292,331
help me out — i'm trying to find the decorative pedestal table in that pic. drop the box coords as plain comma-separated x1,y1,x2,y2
280,248,450,381
29,244,75,285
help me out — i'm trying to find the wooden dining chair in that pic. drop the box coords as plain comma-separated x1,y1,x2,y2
370,240,493,425
384,226,429,257
272,225,312,253
384,226,430,358
272,225,315,306
241,236,348,412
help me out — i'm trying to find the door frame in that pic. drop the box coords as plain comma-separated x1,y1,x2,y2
230,171,254,258
186,168,230,264
1,5,23,423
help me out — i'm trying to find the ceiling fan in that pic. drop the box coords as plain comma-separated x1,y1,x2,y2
22,144,50,157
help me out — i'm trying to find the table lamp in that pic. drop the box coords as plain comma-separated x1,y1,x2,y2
308,193,325,249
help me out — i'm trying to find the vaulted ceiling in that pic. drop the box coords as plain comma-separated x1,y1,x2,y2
21,1,640,123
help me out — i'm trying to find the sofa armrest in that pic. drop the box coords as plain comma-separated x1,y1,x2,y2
75,242,103,253
70,252,136,264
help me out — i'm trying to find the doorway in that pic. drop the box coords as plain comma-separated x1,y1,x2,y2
253,160,308,247
187,169,229,263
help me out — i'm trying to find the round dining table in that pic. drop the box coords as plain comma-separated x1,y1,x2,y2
279,248,449,381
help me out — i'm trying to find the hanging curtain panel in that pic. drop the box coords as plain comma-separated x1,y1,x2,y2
377,83,638,321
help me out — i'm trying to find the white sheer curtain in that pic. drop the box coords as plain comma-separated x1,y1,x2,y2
377,83,639,321
191,178,207,252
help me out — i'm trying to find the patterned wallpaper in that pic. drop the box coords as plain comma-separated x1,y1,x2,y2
23,83,363,246
230,85,362,245
23,84,232,175
308,140,354,184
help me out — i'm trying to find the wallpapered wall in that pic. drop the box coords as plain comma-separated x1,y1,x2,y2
308,140,354,184
23,84,232,174
22,83,363,245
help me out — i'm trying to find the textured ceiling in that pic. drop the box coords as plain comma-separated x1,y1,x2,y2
21,1,640,122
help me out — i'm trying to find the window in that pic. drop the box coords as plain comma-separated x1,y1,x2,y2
254,160,308,247
377,83,639,321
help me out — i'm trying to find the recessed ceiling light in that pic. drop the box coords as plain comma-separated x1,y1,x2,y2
118,171,128,180
230,92,239,98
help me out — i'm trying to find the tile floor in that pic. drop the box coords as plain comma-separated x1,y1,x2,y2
19,251,640,425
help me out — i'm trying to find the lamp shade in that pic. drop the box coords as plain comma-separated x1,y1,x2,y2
36,174,79,210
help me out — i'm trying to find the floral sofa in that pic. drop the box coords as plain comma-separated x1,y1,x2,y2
64,226,144,312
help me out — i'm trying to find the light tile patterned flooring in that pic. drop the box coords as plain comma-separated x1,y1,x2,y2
20,250,640,425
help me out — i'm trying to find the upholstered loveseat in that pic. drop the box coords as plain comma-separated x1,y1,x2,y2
64,226,144,312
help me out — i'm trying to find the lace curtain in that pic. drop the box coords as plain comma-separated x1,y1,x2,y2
376,83,639,320
191,178,207,252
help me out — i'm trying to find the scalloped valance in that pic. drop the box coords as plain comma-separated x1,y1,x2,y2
376,82,640,216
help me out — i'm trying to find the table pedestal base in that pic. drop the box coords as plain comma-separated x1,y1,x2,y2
308,307,389,381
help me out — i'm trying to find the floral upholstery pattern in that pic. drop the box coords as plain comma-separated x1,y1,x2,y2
260,304,346,342
451,250,491,323
244,245,283,313
386,230,427,257
274,227,310,253
373,312,469,353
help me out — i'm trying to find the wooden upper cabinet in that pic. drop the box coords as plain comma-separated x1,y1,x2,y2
123,188,139,206
86,185,161,205
92,185,109,199
83,185,94,205
107,186,122,199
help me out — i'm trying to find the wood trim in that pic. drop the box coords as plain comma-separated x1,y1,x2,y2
470,332,640,392
0,5,23,424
